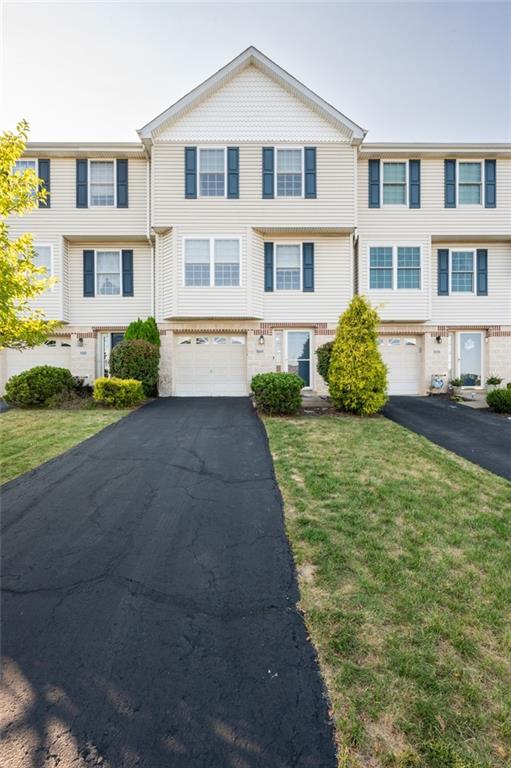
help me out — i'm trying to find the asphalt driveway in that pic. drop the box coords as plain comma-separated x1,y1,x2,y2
1,398,336,768
383,396,511,481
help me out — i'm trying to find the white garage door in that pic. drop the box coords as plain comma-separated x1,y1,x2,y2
173,335,248,397
379,336,421,395
3,338,72,391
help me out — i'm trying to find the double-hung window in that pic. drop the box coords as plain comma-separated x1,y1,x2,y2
397,247,421,289
184,238,240,287
14,158,38,175
451,251,474,293
369,247,393,289
276,149,303,197
96,251,121,295
275,244,301,290
382,162,407,205
34,244,52,276
458,162,482,205
89,161,115,207
370,246,421,290
199,148,225,197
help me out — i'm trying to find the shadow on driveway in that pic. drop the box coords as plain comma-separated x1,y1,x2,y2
383,396,511,481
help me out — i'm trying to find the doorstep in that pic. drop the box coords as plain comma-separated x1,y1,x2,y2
302,392,331,410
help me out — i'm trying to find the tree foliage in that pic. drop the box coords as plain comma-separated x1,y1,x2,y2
110,339,159,396
124,316,160,347
0,120,61,349
315,341,334,383
328,295,388,415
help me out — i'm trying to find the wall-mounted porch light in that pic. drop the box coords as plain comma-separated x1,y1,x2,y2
258,335,265,346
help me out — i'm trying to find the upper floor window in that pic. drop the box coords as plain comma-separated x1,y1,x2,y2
89,160,115,207
458,162,482,205
276,149,303,197
370,246,421,290
14,158,38,175
451,251,474,292
275,244,301,290
199,148,225,197
184,238,240,287
382,162,407,205
96,250,121,295
34,244,52,276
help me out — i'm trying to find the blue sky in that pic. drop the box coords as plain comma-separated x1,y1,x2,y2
2,1,510,142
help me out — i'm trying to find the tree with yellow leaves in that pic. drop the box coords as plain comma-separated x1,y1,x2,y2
0,120,61,349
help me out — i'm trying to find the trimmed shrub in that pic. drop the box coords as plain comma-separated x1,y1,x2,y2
316,341,334,383
93,377,145,408
328,295,388,415
4,365,75,407
124,316,160,347
486,388,511,414
110,339,159,396
251,372,303,415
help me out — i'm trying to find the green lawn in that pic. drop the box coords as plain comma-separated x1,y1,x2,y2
264,415,511,768
0,408,129,484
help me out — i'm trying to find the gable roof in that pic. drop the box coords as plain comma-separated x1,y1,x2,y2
138,46,366,145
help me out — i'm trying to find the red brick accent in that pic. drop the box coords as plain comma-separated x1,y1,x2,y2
258,322,329,335
173,328,249,335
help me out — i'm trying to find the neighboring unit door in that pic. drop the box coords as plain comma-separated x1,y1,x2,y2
99,333,124,377
379,337,421,395
285,331,311,388
173,335,248,396
458,332,483,387
3,339,72,391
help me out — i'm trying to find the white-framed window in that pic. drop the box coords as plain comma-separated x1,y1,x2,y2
183,237,241,287
33,244,53,277
89,160,116,207
198,148,226,197
96,250,121,296
451,250,475,293
457,161,483,205
14,158,38,175
382,161,407,205
275,244,302,290
369,245,422,290
276,148,303,197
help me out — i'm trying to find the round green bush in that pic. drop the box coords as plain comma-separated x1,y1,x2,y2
4,365,75,407
93,377,145,408
251,372,303,415
315,341,334,383
109,339,159,396
486,388,511,414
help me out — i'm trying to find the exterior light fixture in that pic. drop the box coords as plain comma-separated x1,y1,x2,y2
258,335,265,346
77,337,84,347
435,335,442,344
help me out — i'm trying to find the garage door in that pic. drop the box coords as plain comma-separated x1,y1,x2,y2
173,335,248,397
379,336,421,395
3,338,72,391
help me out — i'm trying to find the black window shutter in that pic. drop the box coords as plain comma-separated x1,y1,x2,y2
185,147,197,199
227,147,239,199
444,159,456,208
76,159,88,208
83,250,95,296
38,159,50,208
409,159,421,208
437,249,449,295
368,159,380,208
117,159,128,208
476,249,488,295
304,147,316,198
302,243,315,292
262,148,274,198
484,160,496,208
122,250,134,296
264,242,274,291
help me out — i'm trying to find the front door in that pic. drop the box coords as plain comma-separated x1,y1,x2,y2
285,331,311,388
458,332,483,387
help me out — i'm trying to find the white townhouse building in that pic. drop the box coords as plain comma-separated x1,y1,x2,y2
2,47,511,397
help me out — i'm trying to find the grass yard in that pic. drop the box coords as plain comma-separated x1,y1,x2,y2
264,415,511,768
0,408,129,484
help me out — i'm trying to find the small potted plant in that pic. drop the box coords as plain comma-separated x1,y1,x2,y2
486,374,503,393
450,377,464,396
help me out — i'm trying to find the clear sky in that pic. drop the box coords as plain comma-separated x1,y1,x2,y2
1,1,510,143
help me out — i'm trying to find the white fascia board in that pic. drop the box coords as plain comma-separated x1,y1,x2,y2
361,142,511,157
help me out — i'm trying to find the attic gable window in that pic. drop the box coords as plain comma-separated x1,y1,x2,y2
276,148,303,197
199,148,225,197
